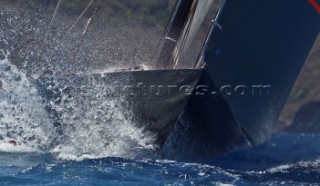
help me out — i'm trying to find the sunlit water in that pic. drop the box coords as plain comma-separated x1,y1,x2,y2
0,133,319,185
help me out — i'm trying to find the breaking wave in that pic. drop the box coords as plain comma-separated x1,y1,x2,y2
0,51,157,160
0,50,50,152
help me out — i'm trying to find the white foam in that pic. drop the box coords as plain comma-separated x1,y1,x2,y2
0,139,39,153
0,50,157,160
0,50,51,150
49,101,157,161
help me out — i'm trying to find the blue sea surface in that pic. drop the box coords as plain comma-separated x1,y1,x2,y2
0,133,319,186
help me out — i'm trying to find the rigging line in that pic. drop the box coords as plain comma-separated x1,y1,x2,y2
152,0,182,67
72,0,102,64
67,0,95,34
82,1,100,35
46,0,95,64
36,0,62,64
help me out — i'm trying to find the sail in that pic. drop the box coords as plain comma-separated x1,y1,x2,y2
156,0,216,69
156,0,195,69
173,0,216,68
200,0,320,144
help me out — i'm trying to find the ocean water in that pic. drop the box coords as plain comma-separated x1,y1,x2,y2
0,133,319,186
